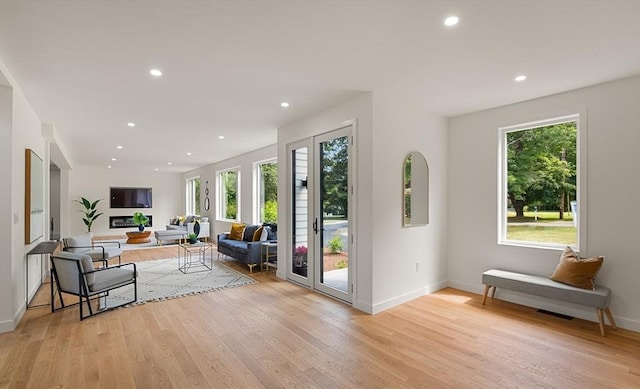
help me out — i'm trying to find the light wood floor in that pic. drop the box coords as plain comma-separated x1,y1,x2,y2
2,245,639,388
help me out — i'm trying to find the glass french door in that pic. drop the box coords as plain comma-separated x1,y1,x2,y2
288,125,353,303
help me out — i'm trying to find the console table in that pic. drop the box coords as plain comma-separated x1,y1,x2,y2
26,240,61,309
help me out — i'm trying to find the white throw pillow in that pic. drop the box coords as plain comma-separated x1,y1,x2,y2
66,233,93,253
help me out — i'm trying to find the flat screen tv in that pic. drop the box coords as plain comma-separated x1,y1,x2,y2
110,187,153,208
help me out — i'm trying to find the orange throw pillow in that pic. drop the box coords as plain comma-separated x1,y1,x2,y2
549,247,603,290
229,223,246,241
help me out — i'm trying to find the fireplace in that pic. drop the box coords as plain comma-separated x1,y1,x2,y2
109,215,153,229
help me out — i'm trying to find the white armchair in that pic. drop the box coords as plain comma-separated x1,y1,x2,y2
63,233,123,266
50,251,136,320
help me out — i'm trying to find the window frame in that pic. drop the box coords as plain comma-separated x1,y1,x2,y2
254,158,278,224
185,175,200,216
498,113,585,251
217,167,240,222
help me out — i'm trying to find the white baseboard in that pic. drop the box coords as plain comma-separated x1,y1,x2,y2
0,305,24,334
353,299,373,314
367,280,448,315
448,279,640,332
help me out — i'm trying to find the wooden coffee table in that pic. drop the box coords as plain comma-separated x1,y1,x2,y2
125,230,152,244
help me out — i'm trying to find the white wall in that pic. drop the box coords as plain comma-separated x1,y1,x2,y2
0,84,14,331
68,167,182,236
370,92,449,313
448,76,640,331
277,92,449,314
0,66,48,332
182,144,278,242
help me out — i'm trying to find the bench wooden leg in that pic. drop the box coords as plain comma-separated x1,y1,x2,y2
482,285,491,305
604,307,617,330
596,309,606,336
491,286,496,298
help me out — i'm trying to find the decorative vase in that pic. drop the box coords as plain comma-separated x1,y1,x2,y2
138,225,145,232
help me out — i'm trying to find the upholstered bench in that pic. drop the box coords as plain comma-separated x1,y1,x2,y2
481,269,616,336
154,230,187,245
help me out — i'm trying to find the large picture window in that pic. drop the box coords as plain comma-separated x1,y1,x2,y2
186,176,200,215
256,160,278,223
218,168,239,221
499,115,579,248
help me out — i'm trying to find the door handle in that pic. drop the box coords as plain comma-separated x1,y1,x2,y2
313,218,318,234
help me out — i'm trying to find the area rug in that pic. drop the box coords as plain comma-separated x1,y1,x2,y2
104,257,256,307
116,237,168,251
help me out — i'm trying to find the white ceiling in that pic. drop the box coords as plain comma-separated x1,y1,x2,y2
1,1,638,172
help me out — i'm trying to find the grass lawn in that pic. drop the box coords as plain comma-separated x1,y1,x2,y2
507,210,574,222
507,225,577,246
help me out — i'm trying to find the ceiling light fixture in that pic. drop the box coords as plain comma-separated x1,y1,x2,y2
111,158,117,161
117,145,123,149
150,69,162,77
127,122,135,127
186,152,192,156
107,165,112,169
167,162,172,165
155,168,159,171
515,75,527,82
218,135,225,140
444,16,459,26
281,102,290,108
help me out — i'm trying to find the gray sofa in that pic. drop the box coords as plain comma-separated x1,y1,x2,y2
217,224,277,270
165,216,210,239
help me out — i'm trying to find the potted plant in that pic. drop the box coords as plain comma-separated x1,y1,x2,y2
293,245,308,277
74,197,103,232
187,233,199,244
132,212,149,232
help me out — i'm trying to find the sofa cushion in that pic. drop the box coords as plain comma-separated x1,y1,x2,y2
229,223,246,240
243,225,260,242
220,238,249,254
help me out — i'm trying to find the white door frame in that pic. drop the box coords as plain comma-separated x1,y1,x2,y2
285,120,357,304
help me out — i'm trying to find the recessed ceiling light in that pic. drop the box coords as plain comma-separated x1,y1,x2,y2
150,69,162,77
107,165,112,169
515,75,527,82
444,16,459,26
186,152,192,156
218,135,225,140
281,102,290,108
167,162,172,165
127,122,135,127
111,158,117,161
116,145,123,149
154,168,159,171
